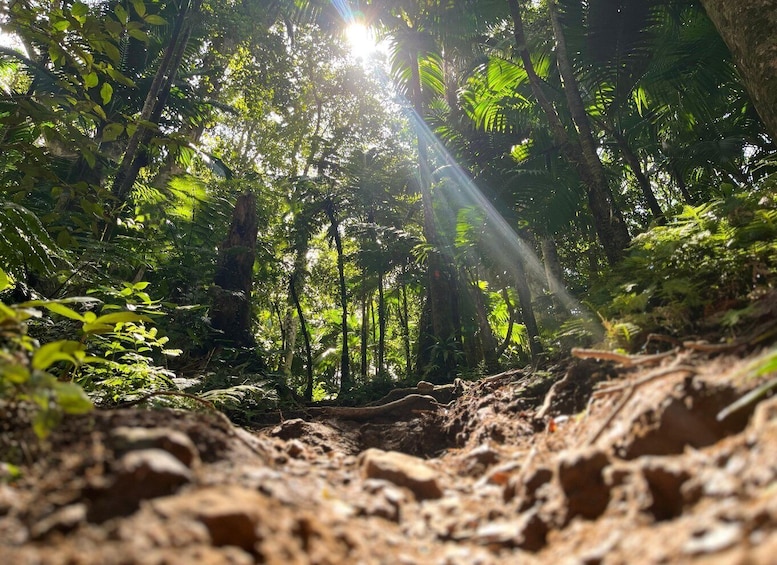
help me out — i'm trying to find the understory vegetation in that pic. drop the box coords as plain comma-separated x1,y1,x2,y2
1,0,775,431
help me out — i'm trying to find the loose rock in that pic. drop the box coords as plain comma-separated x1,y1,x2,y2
360,448,443,500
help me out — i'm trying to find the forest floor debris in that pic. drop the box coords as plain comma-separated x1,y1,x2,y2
2,346,777,564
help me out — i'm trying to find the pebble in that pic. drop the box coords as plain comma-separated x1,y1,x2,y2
30,504,86,539
111,426,200,468
152,486,267,550
360,448,443,500
683,522,743,555
557,448,611,521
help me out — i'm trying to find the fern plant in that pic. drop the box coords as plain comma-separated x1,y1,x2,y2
0,202,64,278
599,190,777,334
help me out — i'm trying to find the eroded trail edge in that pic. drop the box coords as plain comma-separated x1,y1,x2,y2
2,349,776,564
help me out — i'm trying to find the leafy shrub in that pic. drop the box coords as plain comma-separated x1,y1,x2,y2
1,269,93,437
600,190,777,335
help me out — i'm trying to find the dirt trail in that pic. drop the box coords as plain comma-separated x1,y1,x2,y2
1,347,777,564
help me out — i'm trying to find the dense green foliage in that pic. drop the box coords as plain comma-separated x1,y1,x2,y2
1,0,775,420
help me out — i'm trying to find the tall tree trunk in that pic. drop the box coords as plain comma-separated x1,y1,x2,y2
540,234,565,315
377,272,386,379
409,44,460,380
289,274,314,402
507,0,629,264
470,280,500,372
399,280,412,378
111,0,202,206
211,191,257,347
699,0,777,141
513,255,542,360
324,201,351,396
495,289,516,358
360,292,369,379
547,0,630,261
669,163,694,204
608,128,665,222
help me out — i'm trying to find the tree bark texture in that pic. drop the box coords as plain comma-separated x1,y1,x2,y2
540,234,565,314
409,44,460,379
547,0,631,263
211,191,258,347
513,255,542,360
324,200,351,396
290,274,314,402
507,0,630,264
112,0,202,205
699,0,777,141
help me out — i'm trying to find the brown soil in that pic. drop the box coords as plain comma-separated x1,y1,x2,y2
2,346,777,564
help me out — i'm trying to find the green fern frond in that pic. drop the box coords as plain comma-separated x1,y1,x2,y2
198,382,278,409
0,201,65,277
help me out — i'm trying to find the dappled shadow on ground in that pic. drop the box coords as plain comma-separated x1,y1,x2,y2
1,344,777,564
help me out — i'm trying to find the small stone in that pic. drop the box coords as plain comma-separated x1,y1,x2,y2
557,448,611,521
683,523,743,555
0,483,21,515
360,448,443,500
638,458,690,520
152,486,268,550
270,418,309,440
118,448,194,486
87,449,193,521
504,465,553,511
472,510,547,552
30,504,86,539
286,439,307,459
751,396,777,430
466,444,500,467
111,426,200,468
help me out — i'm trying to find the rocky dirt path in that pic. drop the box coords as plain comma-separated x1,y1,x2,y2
1,346,776,564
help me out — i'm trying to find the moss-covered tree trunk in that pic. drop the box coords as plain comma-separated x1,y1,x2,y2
699,0,777,141
211,191,258,347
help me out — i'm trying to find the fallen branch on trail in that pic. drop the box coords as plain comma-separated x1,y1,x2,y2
310,394,444,421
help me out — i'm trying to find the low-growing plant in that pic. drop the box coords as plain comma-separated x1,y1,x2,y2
596,190,777,336
1,269,94,437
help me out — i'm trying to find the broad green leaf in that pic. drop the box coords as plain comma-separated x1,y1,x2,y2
0,269,9,292
114,4,129,24
71,2,89,20
144,14,167,25
33,410,60,439
93,312,150,325
53,19,70,31
105,67,136,87
100,41,121,64
1,364,30,384
53,382,93,414
32,340,84,370
83,311,97,323
91,103,107,120
128,28,148,42
80,323,115,334
131,0,146,17
43,303,86,322
82,148,97,168
84,72,98,88
100,82,113,104
133,281,150,290
102,122,124,142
